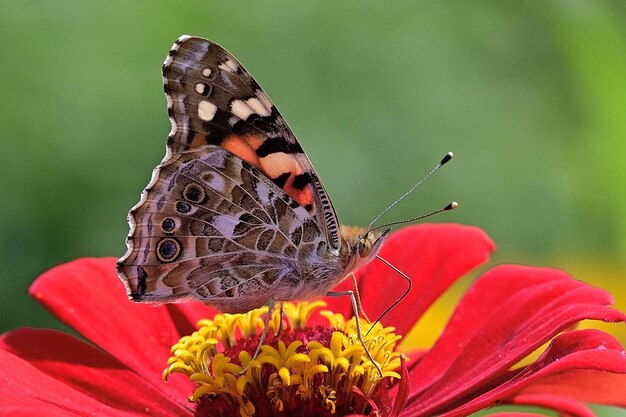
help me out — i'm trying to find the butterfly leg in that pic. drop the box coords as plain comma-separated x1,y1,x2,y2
240,298,277,375
325,290,382,377
350,273,371,323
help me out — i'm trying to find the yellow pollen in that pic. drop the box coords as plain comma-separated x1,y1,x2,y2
163,301,403,417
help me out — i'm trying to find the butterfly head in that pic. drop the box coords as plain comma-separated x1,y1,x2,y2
340,226,391,273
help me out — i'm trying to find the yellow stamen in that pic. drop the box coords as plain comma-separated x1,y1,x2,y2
163,301,403,417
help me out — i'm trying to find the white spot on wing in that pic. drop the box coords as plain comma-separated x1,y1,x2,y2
226,59,239,71
247,97,271,117
231,97,272,120
198,100,217,121
219,59,239,73
195,83,206,94
231,99,255,120
202,68,212,77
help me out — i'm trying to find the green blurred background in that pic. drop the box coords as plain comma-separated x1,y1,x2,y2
1,1,625,414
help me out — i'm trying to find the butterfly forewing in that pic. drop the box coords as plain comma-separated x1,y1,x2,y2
161,36,340,248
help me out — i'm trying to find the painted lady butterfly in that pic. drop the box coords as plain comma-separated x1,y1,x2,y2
116,36,390,323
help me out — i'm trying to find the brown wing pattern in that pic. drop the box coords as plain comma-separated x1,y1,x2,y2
162,36,340,250
117,146,330,312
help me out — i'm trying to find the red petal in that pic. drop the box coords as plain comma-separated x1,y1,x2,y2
330,224,495,336
404,349,427,373
510,394,596,417
411,329,626,417
478,414,552,417
507,329,626,408
514,370,626,406
0,328,192,416
0,407,77,417
403,264,625,416
0,348,131,416
28,257,193,399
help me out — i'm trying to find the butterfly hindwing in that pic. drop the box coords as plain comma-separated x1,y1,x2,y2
118,145,331,312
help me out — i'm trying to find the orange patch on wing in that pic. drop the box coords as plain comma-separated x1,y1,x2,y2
260,153,315,211
224,135,316,212
286,179,314,211
222,135,263,167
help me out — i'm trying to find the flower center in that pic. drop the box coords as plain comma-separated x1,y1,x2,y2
163,301,403,417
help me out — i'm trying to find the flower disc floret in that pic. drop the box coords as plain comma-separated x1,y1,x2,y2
163,301,404,417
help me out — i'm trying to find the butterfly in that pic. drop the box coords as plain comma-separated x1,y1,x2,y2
117,35,390,310
116,36,391,368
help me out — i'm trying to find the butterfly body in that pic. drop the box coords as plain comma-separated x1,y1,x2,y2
117,36,388,313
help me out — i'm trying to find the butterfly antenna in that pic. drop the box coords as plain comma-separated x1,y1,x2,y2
365,255,412,336
370,201,458,232
368,152,454,228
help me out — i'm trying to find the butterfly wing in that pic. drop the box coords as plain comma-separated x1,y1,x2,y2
118,36,341,312
162,36,340,250
117,145,329,312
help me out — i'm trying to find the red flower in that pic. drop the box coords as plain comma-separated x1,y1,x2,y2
1,224,625,417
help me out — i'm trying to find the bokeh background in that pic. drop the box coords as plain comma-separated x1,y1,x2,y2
2,1,625,415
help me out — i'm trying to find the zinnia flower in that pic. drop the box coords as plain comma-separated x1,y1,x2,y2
1,224,625,417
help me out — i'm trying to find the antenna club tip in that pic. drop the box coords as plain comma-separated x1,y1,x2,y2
440,152,454,165
446,201,459,210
